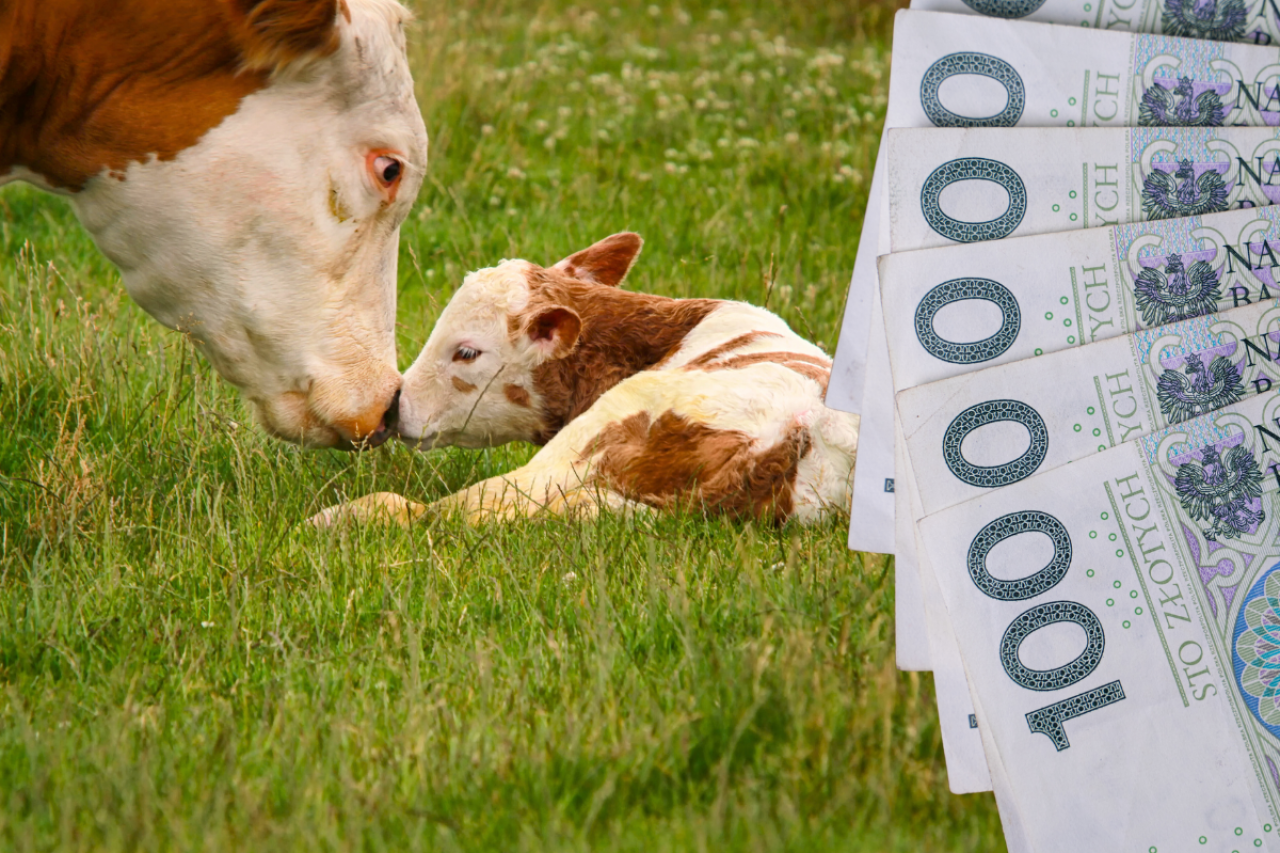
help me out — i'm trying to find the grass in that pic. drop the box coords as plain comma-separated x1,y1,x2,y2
0,0,1007,849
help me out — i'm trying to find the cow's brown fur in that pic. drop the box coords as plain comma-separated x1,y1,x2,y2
0,0,339,190
691,350,832,392
681,331,783,368
581,410,812,523
515,268,719,444
503,383,532,408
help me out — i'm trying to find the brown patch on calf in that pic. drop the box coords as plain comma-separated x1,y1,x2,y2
552,232,643,287
682,331,784,368
504,384,532,407
515,267,719,443
691,349,831,392
452,376,477,393
0,0,339,190
581,410,811,524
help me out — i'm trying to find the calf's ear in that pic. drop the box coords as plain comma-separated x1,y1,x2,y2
227,0,342,73
526,307,582,359
552,233,643,287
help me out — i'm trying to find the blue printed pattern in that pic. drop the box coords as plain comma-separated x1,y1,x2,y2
1132,314,1224,368
1130,127,1226,164
1234,565,1280,737
1138,413,1245,466
1132,35,1226,81
1114,215,1206,267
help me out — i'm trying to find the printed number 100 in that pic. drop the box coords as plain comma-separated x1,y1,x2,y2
968,510,1126,750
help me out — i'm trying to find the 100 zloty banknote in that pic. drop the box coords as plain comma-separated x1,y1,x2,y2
919,389,1280,851
852,125,1280,564
829,8,1280,418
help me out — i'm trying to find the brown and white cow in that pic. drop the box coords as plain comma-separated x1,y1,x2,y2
313,233,859,526
1,0,428,448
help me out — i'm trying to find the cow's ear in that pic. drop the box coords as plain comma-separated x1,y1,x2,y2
552,233,643,287
526,307,582,359
228,0,342,73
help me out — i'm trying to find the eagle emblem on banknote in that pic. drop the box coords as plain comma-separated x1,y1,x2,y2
1155,352,1244,424
1132,253,1222,327
1161,0,1247,42
1175,442,1265,541
1141,159,1230,220
1139,77,1225,127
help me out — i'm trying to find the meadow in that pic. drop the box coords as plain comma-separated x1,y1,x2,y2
0,0,1008,849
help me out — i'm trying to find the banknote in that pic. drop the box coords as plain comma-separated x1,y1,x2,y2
901,295,1280,792
850,125,1280,557
913,0,1280,45
883,203,1280,683
881,205,1280,394
827,8,1280,417
900,297,1280,517
896,416,998,793
918,390,1280,851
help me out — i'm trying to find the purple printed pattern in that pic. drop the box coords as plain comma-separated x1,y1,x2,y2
1140,78,1231,127
1172,440,1265,542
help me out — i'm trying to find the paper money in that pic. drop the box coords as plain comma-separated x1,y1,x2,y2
900,297,1280,516
918,390,1280,851
851,124,1280,557
881,205,1280,393
827,8,1280,417
886,127,1280,253
883,201,1280,693
901,294,1280,791
912,0,1280,45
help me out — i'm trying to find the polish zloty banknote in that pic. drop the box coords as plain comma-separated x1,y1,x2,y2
828,8,1280,417
899,297,1280,518
881,205,1280,394
851,124,1280,558
918,390,1280,852
901,296,1280,790
885,205,1280,677
896,417,999,793
912,0,1280,45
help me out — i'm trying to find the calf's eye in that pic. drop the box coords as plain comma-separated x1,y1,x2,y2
453,346,480,363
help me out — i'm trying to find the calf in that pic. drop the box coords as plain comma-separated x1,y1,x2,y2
313,233,858,525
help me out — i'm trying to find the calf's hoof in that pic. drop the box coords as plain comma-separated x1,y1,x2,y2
306,492,426,529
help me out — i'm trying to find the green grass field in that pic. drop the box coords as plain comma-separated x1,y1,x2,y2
0,1,1008,849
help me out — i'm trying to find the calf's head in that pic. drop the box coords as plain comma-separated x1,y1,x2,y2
5,0,428,447
397,233,644,449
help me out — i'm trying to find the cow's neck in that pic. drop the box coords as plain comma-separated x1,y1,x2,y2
527,282,720,444
0,0,266,191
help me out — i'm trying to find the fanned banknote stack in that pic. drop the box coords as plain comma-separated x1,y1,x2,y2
825,1,1280,848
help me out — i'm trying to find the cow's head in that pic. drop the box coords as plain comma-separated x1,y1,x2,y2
397,234,645,449
6,0,427,448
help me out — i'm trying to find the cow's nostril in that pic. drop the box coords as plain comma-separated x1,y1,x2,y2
384,389,401,431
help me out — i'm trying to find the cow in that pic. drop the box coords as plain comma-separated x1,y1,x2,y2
0,0,428,448
311,233,859,526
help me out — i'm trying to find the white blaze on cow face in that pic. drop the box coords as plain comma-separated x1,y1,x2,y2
397,260,569,449
9,0,427,448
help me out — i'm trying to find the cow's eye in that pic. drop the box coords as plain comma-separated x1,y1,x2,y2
453,346,480,363
375,157,401,185
373,156,402,186
367,151,405,199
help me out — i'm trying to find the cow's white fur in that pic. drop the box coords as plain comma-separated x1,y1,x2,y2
4,0,427,447
314,238,859,526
